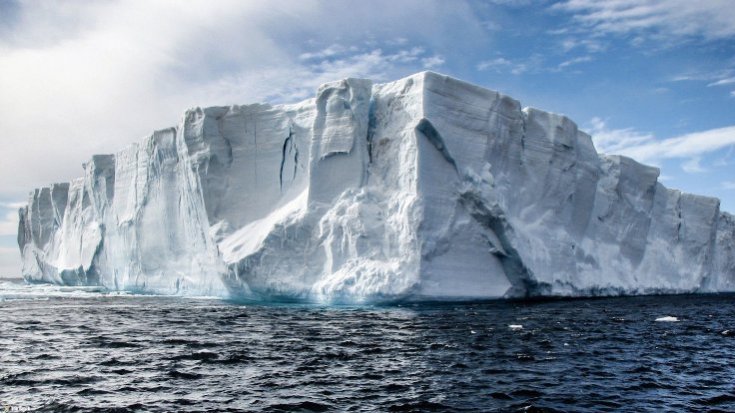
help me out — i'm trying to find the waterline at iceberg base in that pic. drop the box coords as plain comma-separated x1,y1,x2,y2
17,72,735,302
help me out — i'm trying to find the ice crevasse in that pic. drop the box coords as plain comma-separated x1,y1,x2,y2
18,72,735,302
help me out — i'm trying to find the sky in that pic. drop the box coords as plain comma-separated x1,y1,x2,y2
0,0,734,277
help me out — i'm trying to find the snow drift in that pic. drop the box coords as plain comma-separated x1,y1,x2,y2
17,72,735,301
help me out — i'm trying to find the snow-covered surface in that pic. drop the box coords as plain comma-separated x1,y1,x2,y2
17,72,735,302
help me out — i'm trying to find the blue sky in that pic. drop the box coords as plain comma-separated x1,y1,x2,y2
0,0,734,277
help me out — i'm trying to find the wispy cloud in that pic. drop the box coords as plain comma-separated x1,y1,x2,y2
298,44,355,61
557,55,593,70
195,47,449,106
0,202,23,238
669,68,734,84
723,181,735,190
559,37,606,53
681,157,707,173
0,210,18,237
554,0,735,41
708,77,735,87
586,117,735,172
478,53,591,75
0,202,25,210
421,55,445,69
0,246,21,278
587,117,655,155
477,57,512,71
476,56,540,75
667,69,735,97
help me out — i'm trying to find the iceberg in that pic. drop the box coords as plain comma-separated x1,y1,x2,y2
17,72,735,301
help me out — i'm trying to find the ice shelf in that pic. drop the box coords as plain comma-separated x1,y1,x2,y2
18,72,735,302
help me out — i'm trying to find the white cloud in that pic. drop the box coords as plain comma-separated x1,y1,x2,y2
554,0,735,41
0,0,291,195
723,181,735,190
477,56,532,75
587,117,655,155
681,157,707,173
0,202,25,209
298,44,350,61
0,210,19,237
668,68,735,85
0,0,484,198
635,128,735,161
0,247,21,278
557,55,592,69
477,57,512,71
708,77,735,87
0,202,24,238
586,118,735,172
559,37,606,53
421,55,445,69
713,148,734,167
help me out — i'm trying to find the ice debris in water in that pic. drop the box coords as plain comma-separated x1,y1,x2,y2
655,316,679,322
16,71,735,303
509,324,524,330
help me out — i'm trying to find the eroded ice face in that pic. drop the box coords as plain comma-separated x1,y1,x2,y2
17,72,735,302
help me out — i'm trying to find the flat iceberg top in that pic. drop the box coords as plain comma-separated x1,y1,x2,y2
17,71,735,302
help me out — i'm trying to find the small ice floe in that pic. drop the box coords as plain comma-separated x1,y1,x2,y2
655,316,679,322
721,330,733,337
470,330,476,334
509,324,523,330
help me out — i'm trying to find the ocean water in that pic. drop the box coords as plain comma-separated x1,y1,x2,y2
1,281,734,412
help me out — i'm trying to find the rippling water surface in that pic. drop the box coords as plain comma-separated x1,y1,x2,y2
1,281,735,412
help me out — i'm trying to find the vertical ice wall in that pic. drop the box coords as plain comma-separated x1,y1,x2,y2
18,182,70,282
410,73,732,297
714,212,735,290
17,71,735,301
19,128,226,295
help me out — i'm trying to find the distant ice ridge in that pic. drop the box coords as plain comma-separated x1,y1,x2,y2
17,72,735,302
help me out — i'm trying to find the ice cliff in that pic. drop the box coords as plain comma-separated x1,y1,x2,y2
17,72,735,301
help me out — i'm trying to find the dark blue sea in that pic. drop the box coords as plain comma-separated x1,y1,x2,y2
1,281,734,412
